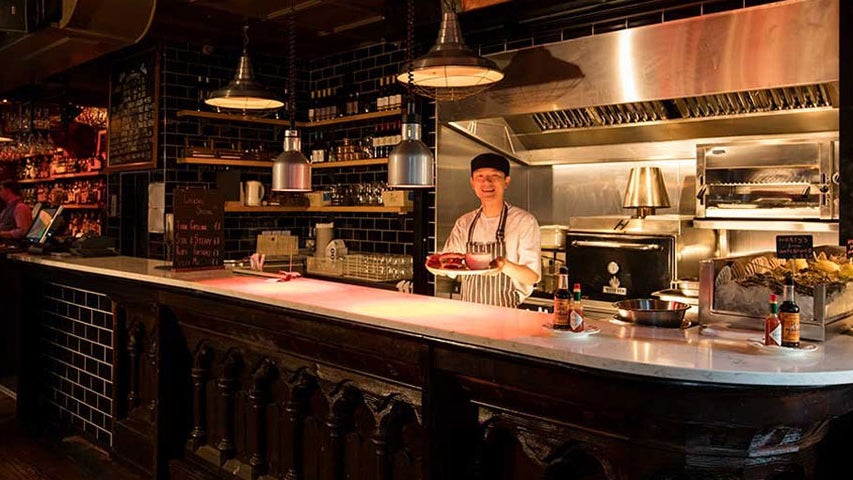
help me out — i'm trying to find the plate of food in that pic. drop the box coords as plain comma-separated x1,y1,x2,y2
746,339,818,355
541,324,600,338
425,252,500,278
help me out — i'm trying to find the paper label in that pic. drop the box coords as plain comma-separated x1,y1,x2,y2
780,312,801,345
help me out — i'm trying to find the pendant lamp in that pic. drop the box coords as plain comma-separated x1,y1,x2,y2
388,0,435,189
205,24,284,111
396,0,503,102
272,3,311,192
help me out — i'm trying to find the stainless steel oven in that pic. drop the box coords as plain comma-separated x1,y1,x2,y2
696,137,838,220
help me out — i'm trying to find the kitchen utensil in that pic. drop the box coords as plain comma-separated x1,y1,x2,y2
674,278,700,297
245,181,265,206
613,298,690,328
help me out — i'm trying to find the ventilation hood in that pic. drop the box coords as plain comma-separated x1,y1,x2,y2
438,0,839,165
0,0,156,95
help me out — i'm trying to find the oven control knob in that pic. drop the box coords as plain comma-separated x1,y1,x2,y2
607,261,620,275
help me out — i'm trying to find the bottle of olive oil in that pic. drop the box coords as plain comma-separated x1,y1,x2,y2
569,283,585,332
553,267,570,330
779,275,800,348
764,293,782,346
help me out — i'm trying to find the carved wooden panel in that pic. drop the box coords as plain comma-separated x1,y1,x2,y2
169,308,424,480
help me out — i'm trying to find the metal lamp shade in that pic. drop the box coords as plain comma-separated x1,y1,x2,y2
623,166,670,218
272,130,311,192
400,12,503,89
388,119,435,188
205,53,284,111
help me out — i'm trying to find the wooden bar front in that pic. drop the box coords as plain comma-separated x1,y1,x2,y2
7,256,853,480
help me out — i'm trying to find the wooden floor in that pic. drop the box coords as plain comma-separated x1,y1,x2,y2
0,390,146,480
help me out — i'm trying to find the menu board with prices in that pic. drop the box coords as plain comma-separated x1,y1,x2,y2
172,187,224,271
107,48,159,172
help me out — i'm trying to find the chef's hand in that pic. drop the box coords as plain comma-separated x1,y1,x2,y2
490,256,506,274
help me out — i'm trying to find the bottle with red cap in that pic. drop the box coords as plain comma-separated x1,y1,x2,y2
764,293,782,346
569,283,585,332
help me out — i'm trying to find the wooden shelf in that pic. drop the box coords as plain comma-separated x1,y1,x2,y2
176,108,402,129
224,201,410,214
60,204,104,210
177,157,387,169
312,158,388,169
305,109,402,127
177,110,306,128
178,157,272,168
17,171,104,184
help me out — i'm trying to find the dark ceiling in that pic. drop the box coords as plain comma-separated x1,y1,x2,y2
0,0,661,104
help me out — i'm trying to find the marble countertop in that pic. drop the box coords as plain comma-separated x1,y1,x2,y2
11,253,853,387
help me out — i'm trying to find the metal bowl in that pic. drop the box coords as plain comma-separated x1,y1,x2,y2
614,298,691,328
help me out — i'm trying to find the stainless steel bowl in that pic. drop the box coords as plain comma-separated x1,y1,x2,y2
614,298,691,328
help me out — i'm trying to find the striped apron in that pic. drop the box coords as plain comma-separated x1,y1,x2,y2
461,204,518,308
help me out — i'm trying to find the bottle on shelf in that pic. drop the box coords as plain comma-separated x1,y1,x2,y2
779,275,800,348
764,293,782,346
308,90,317,123
552,266,571,330
569,283,584,332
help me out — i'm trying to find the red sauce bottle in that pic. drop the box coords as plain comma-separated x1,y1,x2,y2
764,293,782,346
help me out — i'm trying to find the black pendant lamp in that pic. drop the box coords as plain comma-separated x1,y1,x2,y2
205,24,285,111
397,0,503,102
272,3,311,192
388,0,435,189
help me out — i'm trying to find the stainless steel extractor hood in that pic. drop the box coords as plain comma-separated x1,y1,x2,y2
438,0,839,165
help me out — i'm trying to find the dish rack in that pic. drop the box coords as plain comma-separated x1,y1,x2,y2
343,253,413,282
305,256,345,276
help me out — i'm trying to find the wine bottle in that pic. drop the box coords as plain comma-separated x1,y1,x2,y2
764,293,782,346
553,267,570,330
569,283,584,332
779,275,800,348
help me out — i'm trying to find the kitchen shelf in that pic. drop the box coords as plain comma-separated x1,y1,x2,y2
17,171,104,184
176,110,307,128
176,108,402,128
305,109,402,127
224,201,411,214
178,157,272,168
693,219,838,232
312,158,388,169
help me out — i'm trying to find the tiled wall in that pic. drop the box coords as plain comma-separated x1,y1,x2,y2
39,282,114,447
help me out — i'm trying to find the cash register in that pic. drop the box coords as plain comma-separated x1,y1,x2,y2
24,204,65,254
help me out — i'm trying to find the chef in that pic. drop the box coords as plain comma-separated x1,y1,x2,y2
443,153,541,308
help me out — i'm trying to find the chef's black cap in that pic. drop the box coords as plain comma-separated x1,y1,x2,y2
470,153,510,177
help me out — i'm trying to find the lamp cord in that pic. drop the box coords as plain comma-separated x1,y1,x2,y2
288,0,296,128
406,0,414,114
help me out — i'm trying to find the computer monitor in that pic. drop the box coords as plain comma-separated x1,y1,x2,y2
24,205,63,244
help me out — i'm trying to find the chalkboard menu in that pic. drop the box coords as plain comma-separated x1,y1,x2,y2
172,187,224,271
776,235,814,259
107,49,159,172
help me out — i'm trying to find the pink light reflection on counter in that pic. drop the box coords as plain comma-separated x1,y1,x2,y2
196,276,547,340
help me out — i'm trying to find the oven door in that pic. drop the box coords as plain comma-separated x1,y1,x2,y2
566,233,675,302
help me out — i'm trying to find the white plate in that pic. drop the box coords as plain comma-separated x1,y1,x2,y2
541,324,600,338
426,265,500,279
746,339,818,354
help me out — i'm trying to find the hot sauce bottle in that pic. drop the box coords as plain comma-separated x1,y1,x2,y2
779,275,800,348
569,283,585,332
764,293,782,346
553,267,571,330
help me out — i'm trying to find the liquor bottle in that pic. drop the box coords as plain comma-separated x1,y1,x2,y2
569,283,585,332
779,275,800,348
552,267,571,330
308,90,316,122
764,293,782,346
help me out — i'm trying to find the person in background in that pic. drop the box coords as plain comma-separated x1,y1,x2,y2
443,153,541,308
0,179,33,240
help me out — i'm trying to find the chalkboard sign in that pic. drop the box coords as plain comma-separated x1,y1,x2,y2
172,187,224,271
776,235,814,259
107,48,159,172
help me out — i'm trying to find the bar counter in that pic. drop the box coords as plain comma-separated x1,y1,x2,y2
7,253,853,480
